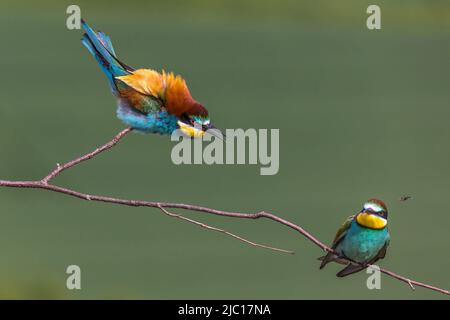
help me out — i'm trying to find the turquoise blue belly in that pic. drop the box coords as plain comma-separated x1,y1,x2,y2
116,103,178,135
336,220,389,263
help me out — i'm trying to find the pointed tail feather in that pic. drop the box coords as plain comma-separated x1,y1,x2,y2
81,19,132,91
318,251,352,270
318,252,336,269
336,263,366,277
97,31,116,56
319,252,368,277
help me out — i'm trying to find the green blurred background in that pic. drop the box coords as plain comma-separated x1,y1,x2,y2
0,0,449,299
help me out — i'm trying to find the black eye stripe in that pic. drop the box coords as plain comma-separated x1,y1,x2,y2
364,208,388,218
377,211,388,218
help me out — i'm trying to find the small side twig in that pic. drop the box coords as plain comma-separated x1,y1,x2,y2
157,205,294,255
41,127,133,184
407,280,416,291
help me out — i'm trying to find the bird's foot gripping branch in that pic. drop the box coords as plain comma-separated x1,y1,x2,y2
0,128,449,297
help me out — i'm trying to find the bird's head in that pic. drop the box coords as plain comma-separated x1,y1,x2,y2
177,110,223,139
162,74,223,139
356,198,388,229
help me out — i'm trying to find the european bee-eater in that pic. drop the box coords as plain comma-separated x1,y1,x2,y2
319,198,390,277
81,20,216,138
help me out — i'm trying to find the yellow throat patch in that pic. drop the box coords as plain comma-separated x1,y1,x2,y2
177,121,205,138
356,212,387,229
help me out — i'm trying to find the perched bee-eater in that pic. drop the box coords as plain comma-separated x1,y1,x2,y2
81,20,217,138
319,198,390,277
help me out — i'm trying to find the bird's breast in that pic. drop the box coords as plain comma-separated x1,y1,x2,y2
337,221,389,263
116,101,177,134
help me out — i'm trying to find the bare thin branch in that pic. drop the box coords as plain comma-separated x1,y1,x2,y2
41,127,133,184
0,129,449,297
158,205,294,254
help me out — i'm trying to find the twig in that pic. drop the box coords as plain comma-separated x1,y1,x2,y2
157,205,294,254
42,127,133,184
0,129,449,297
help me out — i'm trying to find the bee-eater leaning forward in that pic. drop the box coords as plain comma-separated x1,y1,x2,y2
81,20,216,138
319,198,390,277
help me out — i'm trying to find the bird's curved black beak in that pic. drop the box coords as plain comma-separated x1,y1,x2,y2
203,124,225,141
